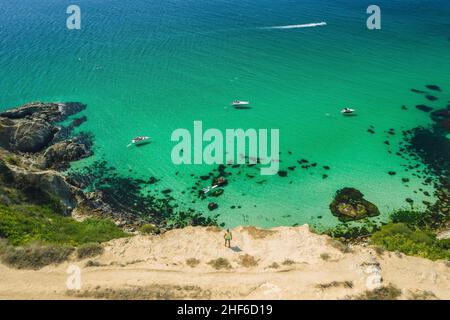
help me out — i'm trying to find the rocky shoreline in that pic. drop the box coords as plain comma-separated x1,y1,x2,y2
0,102,217,231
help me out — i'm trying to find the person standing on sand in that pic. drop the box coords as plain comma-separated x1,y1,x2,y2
224,229,232,248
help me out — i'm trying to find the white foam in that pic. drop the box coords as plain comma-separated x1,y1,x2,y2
265,22,327,30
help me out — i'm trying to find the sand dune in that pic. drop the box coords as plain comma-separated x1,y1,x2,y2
0,225,448,300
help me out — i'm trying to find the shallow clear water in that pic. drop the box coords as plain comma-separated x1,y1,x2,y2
1,0,449,229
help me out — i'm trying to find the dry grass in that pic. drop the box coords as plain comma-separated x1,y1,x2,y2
238,254,259,268
327,239,352,253
67,284,211,300
76,243,104,259
186,258,200,268
373,246,385,256
320,253,331,261
205,226,221,233
281,259,295,266
408,290,439,300
316,281,353,290
243,226,276,239
350,284,402,300
208,257,232,270
0,241,73,270
85,260,105,267
267,262,279,269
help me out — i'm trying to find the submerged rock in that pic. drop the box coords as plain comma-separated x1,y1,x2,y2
425,85,441,92
329,187,380,222
416,105,433,113
278,170,288,177
208,202,218,211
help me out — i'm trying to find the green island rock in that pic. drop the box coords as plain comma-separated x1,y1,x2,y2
330,187,380,222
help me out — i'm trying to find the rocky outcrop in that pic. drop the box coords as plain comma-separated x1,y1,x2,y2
0,102,88,154
6,165,80,215
330,188,380,221
0,102,91,215
37,140,91,169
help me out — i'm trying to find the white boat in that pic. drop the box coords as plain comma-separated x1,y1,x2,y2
127,136,150,147
201,184,218,194
341,107,355,114
232,100,250,106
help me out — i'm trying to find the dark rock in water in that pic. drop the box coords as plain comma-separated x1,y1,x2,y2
311,162,317,167
213,176,227,186
401,105,408,110
388,171,396,176
200,175,210,181
384,140,390,145
402,178,410,183
278,170,288,177
208,202,218,211
210,188,224,197
288,166,296,171
430,109,450,132
425,85,441,92
367,128,375,134
416,104,433,112
411,89,426,94
405,198,414,204
322,174,328,179
161,189,172,194
425,95,438,101
323,166,330,170
71,116,87,128
329,187,380,222
147,176,158,184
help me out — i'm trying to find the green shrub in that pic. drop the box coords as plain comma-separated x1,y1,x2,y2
0,204,126,246
0,242,74,269
4,155,19,166
76,243,104,259
139,223,160,235
370,223,450,261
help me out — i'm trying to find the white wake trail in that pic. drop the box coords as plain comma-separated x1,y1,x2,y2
264,22,327,30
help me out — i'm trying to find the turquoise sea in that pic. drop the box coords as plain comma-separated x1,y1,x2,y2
1,0,449,229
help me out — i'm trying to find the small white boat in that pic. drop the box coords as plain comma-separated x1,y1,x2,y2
232,100,250,106
341,107,355,114
201,185,218,194
127,136,150,147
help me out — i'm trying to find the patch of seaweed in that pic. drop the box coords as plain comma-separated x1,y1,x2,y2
67,160,218,228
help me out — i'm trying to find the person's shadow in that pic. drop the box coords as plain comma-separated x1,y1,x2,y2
230,246,242,252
